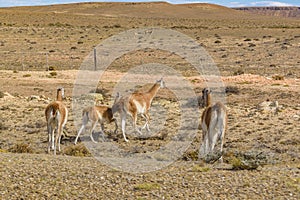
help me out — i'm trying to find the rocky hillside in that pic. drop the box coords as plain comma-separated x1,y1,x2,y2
234,7,300,18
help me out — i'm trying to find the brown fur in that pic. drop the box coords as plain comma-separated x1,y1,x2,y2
74,105,118,144
112,78,165,142
200,88,227,162
45,87,68,155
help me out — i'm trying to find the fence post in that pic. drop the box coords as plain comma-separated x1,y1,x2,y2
46,52,49,71
94,48,97,71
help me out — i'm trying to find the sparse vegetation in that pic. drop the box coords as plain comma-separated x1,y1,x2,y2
48,66,56,71
272,74,284,80
191,164,210,172
225,86,240,94
64,144,91,157
0,2,299,199
182,150,199,161
49,71,57,77
226,151,269,170
8,143,34,154
23,74,31,77
233,69,244,75
134,183,160,191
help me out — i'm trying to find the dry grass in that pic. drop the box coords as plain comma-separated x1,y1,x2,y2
63,143,92,157
134,183,160,191
8,143,34,154
0,2,299,199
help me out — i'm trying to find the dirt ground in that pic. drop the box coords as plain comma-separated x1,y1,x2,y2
0,2,300,199
0,69,299,199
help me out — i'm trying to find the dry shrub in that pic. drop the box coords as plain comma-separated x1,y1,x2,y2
225,86,240,94
48,66,56,71
191,164,210,172
8,143,34,153
233,69,244,75
272,74,284,80
134,183,160,191
0,91,4,98
23,74,31,77
49,71,57,77
225,151,268,170
0,148,8,153
64,144,91,157
182,150,198,161
0,121,8,130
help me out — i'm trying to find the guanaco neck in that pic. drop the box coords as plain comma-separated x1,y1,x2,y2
56,89,63,101
145,83,160,99
205,92,212,107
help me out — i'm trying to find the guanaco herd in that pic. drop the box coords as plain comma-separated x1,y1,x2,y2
45,78,227,162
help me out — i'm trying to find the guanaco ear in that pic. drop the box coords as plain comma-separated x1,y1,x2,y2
114,92,122,101
57,87,65,98
202,88,211,95
158,77,165,88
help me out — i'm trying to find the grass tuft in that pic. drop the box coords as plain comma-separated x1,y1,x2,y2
49,71,57,77
182,150,198,161
64,144,91,157
191,164,210,172
272,74,284,80
8,143,34,153
134,183,160,191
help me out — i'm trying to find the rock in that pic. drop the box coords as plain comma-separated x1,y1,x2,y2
39,95,46,100
1,92,15,99
83,93,103,101
257,100,281,114
29,95,40,101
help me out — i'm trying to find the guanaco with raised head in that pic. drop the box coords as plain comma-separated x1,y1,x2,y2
45,87,68,155
199,88,227,162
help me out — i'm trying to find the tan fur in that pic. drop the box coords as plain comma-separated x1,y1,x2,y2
112,78,165,142
199,88,227,162
74,105,118,144
45,87,68,155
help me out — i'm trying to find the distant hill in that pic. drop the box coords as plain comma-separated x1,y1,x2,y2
2,2,244,20
234,7,300,18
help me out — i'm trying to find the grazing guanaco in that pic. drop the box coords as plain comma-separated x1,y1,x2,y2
112,78,165,142
74,105,118,144
45,87,68,155
199,88,227,162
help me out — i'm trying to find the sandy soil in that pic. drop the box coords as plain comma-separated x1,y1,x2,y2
0,2,299,199
0,70,299,199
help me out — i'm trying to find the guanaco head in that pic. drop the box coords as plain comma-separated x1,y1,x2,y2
56,87,65,101
112,92,122,115
157,78,166,88
202,88,212,107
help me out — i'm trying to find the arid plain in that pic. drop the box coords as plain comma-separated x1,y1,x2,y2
0,2,299,199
